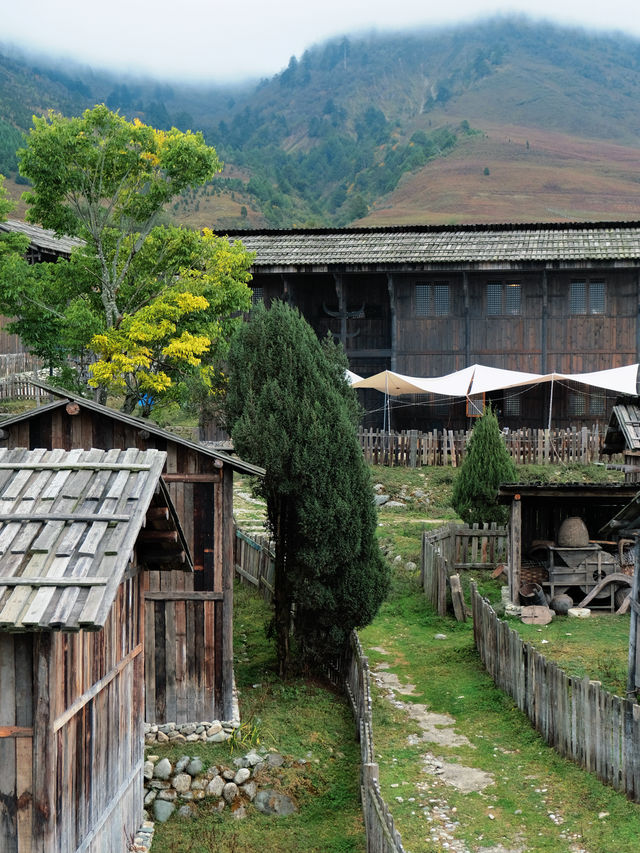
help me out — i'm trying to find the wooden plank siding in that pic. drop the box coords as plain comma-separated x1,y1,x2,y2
0,577,143,853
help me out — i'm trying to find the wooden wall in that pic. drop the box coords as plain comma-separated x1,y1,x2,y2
0,576,144,853
3,405,236,724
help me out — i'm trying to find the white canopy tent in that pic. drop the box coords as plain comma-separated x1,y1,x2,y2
351,363,640,431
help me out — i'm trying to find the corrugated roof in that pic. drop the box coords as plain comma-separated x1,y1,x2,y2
223,222,640,268
0,447,166,631
0,219,84,256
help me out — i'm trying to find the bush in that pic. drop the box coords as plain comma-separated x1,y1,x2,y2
452,407,516,524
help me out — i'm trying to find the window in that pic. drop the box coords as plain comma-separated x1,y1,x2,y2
486,281,521,315
251,286,263,306
570,280,605,314
416,282,449,316
569,393,587,416
503,396,521,417
589,395,606,416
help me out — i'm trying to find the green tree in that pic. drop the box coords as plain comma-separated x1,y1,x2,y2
452,406,517,525
1,106,253,413
225,301,389,676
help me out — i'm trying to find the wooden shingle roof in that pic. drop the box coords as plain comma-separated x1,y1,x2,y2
224,222,640,271
0,218,84,257
603,403,640,454
0,447,166,632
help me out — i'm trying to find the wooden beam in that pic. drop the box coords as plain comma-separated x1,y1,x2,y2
0,513,130,523
162,473,222,483
137,530,178,543
0,577,108,587
0,726,33,738
0,462,152,471
144,591,224,601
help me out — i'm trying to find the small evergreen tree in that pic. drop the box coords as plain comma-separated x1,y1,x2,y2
452,406,516,525
225,301,389,676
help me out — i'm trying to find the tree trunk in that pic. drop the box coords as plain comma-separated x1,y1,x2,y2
274,501,290,677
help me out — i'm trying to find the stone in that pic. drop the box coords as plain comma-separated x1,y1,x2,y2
153,800,175,823
223,782,239,804
222,769,236,781
156,790,177,802
206,722,223,736
207,731,228,743
156,731,169,744
234,768,251,785
172,773,192,794
374,494,389,506
568,607,591,618
144,790,157,806
254,790,297,816
178,805,194,818
242,780,258,801
153,758,172,780
143,761,154,781
191,779,205,791
181,723,197,736
244,749,263,766
207,776,225,798
186,734,200,743
405,561,417,571
231,805,247,820
175,756,191,773
267,753,284,768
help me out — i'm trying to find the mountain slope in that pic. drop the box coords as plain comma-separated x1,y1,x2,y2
2,18,640,227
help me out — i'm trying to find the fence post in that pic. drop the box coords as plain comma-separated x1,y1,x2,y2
408,430,418,469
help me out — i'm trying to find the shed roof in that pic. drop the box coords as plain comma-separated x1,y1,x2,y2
223,222,640,271
603,403,640,454
0,219,84,257
0,447,167,632
0,381,265,478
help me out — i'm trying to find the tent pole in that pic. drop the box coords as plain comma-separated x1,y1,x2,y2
547,378,554,432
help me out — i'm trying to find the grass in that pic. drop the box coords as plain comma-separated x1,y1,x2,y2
360,568,640,853
149,581,366,853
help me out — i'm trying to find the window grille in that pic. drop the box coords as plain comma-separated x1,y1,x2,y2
589,395,606,415
569,392,587,416
487,282,502,315
251,286,263,306
416,282,449,316
487,281,521,315
505,281,521,314
504,396,521,416
570,280,605,314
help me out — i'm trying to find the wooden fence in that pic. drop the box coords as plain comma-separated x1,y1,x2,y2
359,426,612,467
234,527,275,601
344,631,406,853
471,584,640,802
421,523,507,616
234,527,405,852
0,374,49,402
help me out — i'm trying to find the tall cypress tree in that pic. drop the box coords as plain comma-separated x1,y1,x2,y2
225,301,389,676
452,406,517,525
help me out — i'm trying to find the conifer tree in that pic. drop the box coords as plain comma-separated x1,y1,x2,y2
225,301,389,676
452,406,516,525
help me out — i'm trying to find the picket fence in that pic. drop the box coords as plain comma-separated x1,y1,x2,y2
421,523,507,616
472,584,640,802
359,425,610,467
233,527,405,853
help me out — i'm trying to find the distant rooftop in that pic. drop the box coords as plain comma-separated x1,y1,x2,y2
223,222,640,271
0,218,84,257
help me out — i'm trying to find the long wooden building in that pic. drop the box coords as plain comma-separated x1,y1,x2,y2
226,222,640,430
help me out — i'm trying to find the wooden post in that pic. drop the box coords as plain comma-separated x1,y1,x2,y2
222,467,235,721
509,496,522,605
627,536,640,698
409,430,418,469
32,632,54,850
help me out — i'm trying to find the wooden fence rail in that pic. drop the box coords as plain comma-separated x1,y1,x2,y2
471,584,640,802
359,426,614,467
421,523,507,615
234,527,275,601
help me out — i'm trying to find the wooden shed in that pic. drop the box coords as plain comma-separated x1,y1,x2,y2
0,446,182,852
603,400,640,483
0,385,264,724
498,482,637,608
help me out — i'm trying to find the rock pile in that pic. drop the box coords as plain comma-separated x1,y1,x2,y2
144,718,239,745
144,749,298,824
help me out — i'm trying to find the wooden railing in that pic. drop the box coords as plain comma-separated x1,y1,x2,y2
344,631,406,853
234,527,275,602
359,425,613,467
421,523,507,616
472,584,640,802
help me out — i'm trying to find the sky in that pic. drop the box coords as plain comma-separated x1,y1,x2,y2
2,0,640,83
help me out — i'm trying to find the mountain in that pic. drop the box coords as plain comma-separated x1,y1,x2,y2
2,18,640,227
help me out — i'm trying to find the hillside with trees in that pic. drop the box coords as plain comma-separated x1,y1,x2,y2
3,17,640,226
